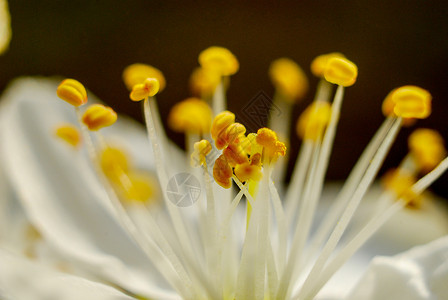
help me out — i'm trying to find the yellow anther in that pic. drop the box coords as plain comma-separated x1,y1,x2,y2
130,78,160,101
190,67,221,97
269,58,309,102
56,79,88,106
82,104,118,131
274,141,287,157
323,57,358,87
121,171,157,204
234,162,262,182
100,146,130,182
55,124,81,148
223,142,249,166
381,88,415,126
408,129,446,173
256,128,287,163
168,98,212,134
390,86,431,119
310,52,345,78
211,111,236,149
382,169,421,208
123,63,166,92
296,100,332,141
256,127,279,147
216,123,247,150
191,139,212,167
213,154,233,189
199,46,239,76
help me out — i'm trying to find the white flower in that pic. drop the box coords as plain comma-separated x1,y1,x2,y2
0,76,447,300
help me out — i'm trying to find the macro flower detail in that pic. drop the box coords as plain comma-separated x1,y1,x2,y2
0,46,447,300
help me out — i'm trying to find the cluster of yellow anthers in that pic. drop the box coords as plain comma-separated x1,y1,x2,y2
56,78,155,203
56,79,117,147
206,110,287,188
56,79,117,130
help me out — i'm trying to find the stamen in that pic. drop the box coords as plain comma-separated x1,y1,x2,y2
190,139,212,167
122,63,166,92
55,124,81,148
190,139,221,291
123,64,172,169
267,58,308,184
189,67,221,99
211,110,236,149
269,178,287,275
408,128,446,173
323,57,358,87
305,117,396,257
310,52,345,78
296,100,332,141
304,87,432,265
213,154,233,189
56,78,88,106
72,105,193,298
168,97,212,135
279,57,358,299
99,145,158,204
198,47,238,115
198,46,239,77
100,146,130,182
121,171,157,203
130,78,160,101
256,128,287,164
297,117,402,300
81,104,118,131
382,168,420,208
269,57,308,102
284,73,334,226
390,85,432,119
142,97,203,292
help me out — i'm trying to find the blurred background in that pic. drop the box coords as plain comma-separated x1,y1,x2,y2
1,0,448,196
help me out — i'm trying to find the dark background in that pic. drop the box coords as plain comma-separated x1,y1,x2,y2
1,0,448,196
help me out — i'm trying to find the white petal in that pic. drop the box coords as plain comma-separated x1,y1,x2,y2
0,149,31,251
346,235,448,300
0,248,134,300
0,77,178,299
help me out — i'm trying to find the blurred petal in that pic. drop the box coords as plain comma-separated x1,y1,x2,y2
0,248,134,300
0,77,177,299
347,235,448,300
